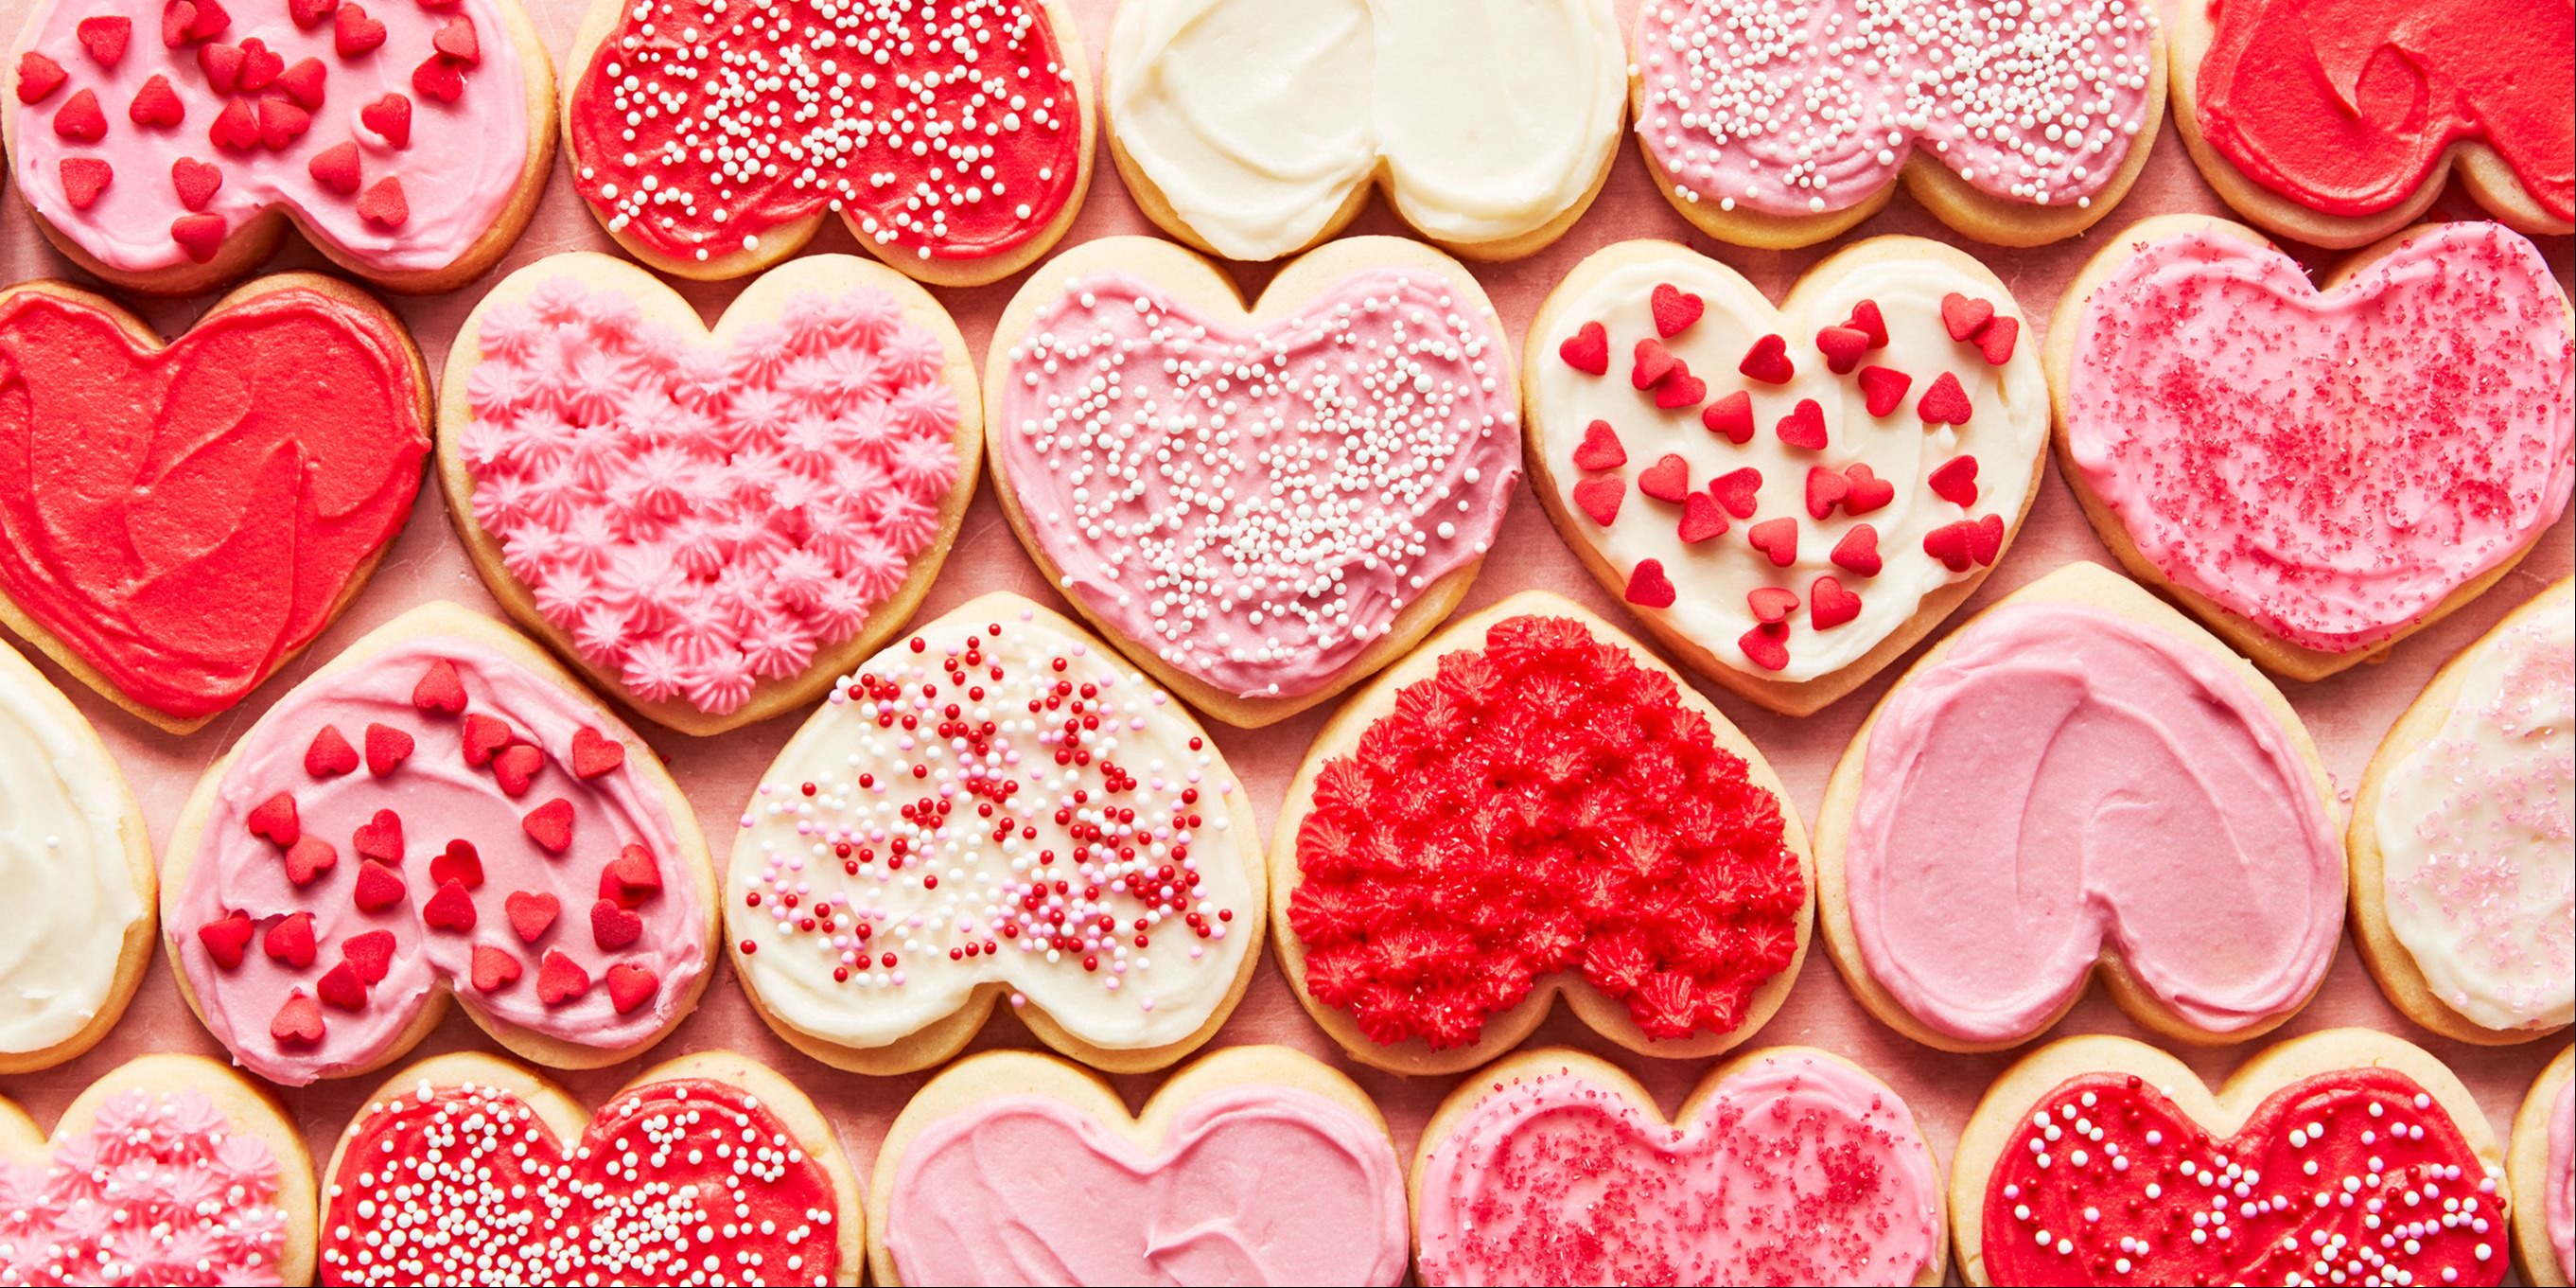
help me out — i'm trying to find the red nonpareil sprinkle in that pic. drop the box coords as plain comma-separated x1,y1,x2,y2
1651,283,1705,337
1571,419,1627,471
1559,320,1610,375
1624,559,1677,608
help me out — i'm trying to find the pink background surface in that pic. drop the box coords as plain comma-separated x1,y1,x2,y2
1,0,2570,1279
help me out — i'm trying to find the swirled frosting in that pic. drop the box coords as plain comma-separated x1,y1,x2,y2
0,653,143,1057
0,1089,288,1287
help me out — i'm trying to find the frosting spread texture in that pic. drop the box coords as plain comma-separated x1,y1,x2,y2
997,268,1518,699
1846,602,2340,1042
0,654,143,1057
0,1088,289,1286
462,275,962,716
2064,222,2575,653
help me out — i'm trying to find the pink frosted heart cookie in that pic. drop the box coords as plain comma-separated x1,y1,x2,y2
163,601,717,1086
2507,1049,2574,1286
1529,238,2049,715
1412,1046,1946,1286
2053,218,2575,679
1633,0,2164,248
440,253,980,734
987,236,1520,727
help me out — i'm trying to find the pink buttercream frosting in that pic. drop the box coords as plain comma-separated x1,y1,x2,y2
12,0,533,273
464,277,961,715
885,1086,1407,1286
0,1089,287,1287
2064,222,2575,653
2552,1079,2573,1279
1845,601,2342,1043
1415,1054,1940,1286
1633,0,2159,217
994,268,1519,699
172,634,700,1085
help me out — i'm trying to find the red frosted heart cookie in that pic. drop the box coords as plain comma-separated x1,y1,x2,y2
317,1050,861,1286
564,0,1092,285
986,235,1521,728
440,252,980,734
1955,1030,2509,1287
0,276,428,732
1272,591,1812,1074
162,602,717,1086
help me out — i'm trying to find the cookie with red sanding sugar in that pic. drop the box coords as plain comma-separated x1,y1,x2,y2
4,0,556,297
2050,217,2576,683
160,600,718,1087
1528,237,2049,717
1814,561,2342,1054
0,1053,317,1287
986,234,1520,729
317,1048,863,1287
869,1045,1409,1286
562,0,1093,287
2507,1048,2575,1286
1270,590,1813,1076
1956,1030,2512,1288
1629,0,2166,250
1411,1045,1947,1287
436,251,981,737
728,591,1266,1076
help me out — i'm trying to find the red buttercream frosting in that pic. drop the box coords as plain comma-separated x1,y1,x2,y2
319,1076,841,1286
1286,614,1803,1050
1984,1067,2506,1286
567,0,1082,266
0,287,425,720
2195,0,2574,221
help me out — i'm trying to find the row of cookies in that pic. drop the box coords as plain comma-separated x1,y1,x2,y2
6,0,2565,297
6,1032,2570,1286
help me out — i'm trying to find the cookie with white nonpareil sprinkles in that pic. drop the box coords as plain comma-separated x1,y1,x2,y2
316,1050,862,1286
728,592,1264,1075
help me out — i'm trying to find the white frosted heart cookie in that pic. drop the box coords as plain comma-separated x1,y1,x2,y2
2508,1048,2574,1287
728,592,1264,1074
1527,237,2047,715
2350,577,2573,1044
438,251,981,735
1103,0,1622,261
986,235,1520,727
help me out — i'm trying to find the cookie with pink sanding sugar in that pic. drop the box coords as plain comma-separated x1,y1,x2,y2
2049,217,2575,681
5,0,556,296
438,252,981,736
0,1053,317,1286
986,235,1521,728
161,600,718,1087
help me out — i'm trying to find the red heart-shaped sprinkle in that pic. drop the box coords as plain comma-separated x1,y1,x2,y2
412,660,467,715
411,56,463,104
170,156,222,210
1966,513,2005,565
1571,475,1624,527
51,89,107,143
1650,283,1704,338
1676,492,1727,544
208,97,258,150
590,899,642,950
1738,334,1795,384
289,0,338,28
358,175,408,228
1623,559,1676,609
522,800,573,854
605,963,659,1015
493,744,545,798
1841,464,1895,515
77,17,131,67
1637,454,1691,504
335,4,387,57
600,845,662,908
353,859,407,913
569,727,625,780
462,713,515,768
198,911,254,969
1940,292,1993,342
1814,325,1870,375
365,722,412,775
423,879,478,932
505,890,560,944
1803,467,1850,520
284,835,338,886
1570,419,1626,471
1631,338,1678,390
306,725,359,777
1746,586,1799,625
1843,299,1888,348
197,42,245,94
433,15,480,63
1737,622,1790,672
352,808,403,863
264,911,317,967
271,990,324,1044
58,157,113,210
237,38,282,91
1746,518,1797,567
1709,468,1762,519
1831,524,1883,576
1975,315,2018,365
170,210,228,260
1558,320,1609,376
1810,576,1862,629
470,944,521,993
1929,456,1979,506
1916,372,1972,426
15,52,66,104
1775,398,1827,450
1651,363,1707,411
315,961,368,1010
343,928,394,983
536,950,591,1006
256,97,311,150
129,75,184,127
247,791,299,845
1700,390,1754,445
275,57,326,109
1857,365,1911,418
429,838,483,891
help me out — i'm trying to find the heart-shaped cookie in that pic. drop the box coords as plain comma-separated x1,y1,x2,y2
2051,218,2576,680
728,592,1266,1075
163,600,717,1086
1271,591,1812,1075
2174,0,2575,247
987,235,1520,727
1954,1030,2509,1287
318,1049,862,1286
1103,0,1623,262
1528,238,2048,715
0,274,429,733
564,0,1093,286
2507,1048,2574,1287
0,1053,316,1287
6,0,553,294
2349,576,2574,1044
1632,0,2166,248
1413,1045,1946,1286
1815,562,2342,1051
438,251,980,735
871,1045,1407,1286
